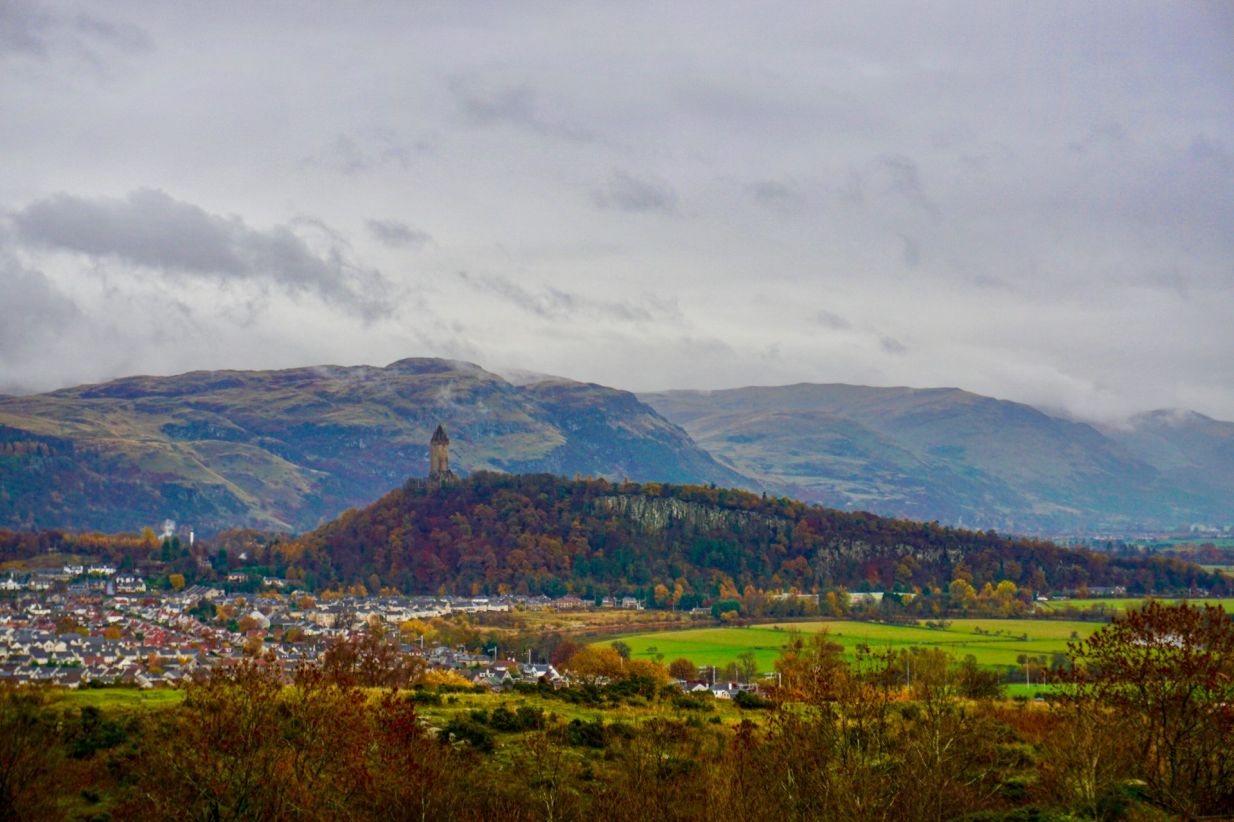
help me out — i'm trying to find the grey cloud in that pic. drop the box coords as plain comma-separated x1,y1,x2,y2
0,254,79,358
455,79,536,126
302,132,413,176
878,155,938,218
1069,122,1127,154
449,75,591,141
747,180,798,204
0,1,50,57
14,189,390,320
366,219,430,249
880,336,908,356
457,272,659,323
898,233,921,268
744,178,813,214
0,1,150,63
1188,135,1233,168
812,310,852,331
592,171,677,213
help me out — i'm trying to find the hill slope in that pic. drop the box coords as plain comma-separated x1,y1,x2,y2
0,359,748,534
283,472,1223,597
641,385,1229,533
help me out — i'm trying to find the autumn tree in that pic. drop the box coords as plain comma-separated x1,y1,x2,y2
773,629,849,702
0,685,62,820
1064,601,1234,817
668,657,698,681
321,624,424,688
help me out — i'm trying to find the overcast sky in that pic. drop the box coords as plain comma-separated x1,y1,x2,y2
2,1,1232,422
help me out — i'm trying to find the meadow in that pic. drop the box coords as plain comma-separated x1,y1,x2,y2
605,618,1107,674
1036,596,1234,613
55,687,185,711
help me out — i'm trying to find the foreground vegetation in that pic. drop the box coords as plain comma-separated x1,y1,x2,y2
4,602,1232,821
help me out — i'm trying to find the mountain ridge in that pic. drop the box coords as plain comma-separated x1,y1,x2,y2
641,384,1232,533
0,359,748,534
1,359,1230,536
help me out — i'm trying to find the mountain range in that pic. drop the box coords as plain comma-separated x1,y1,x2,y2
0,359,741,534
641,385,1234,534
0,358,1230,535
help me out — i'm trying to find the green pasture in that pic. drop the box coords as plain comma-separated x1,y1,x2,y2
1037,597,1234,613
604,618,1106,674
56,687,185,710
410,688,753,735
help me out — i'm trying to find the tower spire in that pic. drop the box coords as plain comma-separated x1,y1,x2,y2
429,424,455,483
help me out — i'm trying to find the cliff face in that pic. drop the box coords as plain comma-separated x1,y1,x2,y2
594,494,790,536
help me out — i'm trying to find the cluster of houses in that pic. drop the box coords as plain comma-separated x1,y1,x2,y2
0,573,660,691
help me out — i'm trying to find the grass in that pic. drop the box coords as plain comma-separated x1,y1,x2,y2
1037,597,1234,613
1003,683,1059,698
55,687,185,710
603,618,1107,673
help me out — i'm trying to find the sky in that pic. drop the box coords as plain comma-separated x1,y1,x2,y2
2,1,1232,423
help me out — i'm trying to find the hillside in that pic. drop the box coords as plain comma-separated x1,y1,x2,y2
0,359,748,534
282,472,1222,597
641,385,1231,533
1100,410,1234,521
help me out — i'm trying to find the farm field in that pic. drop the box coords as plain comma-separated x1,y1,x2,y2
604,618,1106,674
1036,596,1234,613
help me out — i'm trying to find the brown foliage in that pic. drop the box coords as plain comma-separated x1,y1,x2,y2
0,685,64,821
1064,601,1234,817
320,624,425,688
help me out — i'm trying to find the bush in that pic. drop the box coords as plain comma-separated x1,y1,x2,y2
487,705,545,733
442,717,494,752
733,689,772,709
563,718,608,748
408,690,442,705
672,693,715,712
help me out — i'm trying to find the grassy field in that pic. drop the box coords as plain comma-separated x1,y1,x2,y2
604,618,1106,674
55,687,185,710
1037,597,1234,613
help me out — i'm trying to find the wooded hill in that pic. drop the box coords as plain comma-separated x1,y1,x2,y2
280,473,1223,600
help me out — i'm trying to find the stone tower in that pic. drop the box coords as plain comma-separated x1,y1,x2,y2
429,424,454,482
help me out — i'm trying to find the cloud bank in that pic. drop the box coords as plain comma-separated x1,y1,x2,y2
0,1,1231,423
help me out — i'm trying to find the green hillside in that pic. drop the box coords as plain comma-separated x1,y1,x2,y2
642,384,1230,532
0,359,748,534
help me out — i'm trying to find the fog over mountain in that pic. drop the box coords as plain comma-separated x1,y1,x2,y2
2,2,1232,423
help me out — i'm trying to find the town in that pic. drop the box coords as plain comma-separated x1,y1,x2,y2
0,565,681,691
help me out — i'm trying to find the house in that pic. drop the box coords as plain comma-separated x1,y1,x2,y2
520,663,563,684
115,576,147,594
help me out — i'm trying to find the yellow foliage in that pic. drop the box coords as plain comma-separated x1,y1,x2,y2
416,669,474,689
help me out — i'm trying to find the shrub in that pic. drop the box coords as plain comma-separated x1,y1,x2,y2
733,690,772,709
442,717,494,753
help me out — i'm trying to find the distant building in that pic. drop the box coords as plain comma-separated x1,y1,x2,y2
428,424,457,484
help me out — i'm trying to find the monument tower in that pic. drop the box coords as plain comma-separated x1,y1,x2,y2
429,424,455,483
